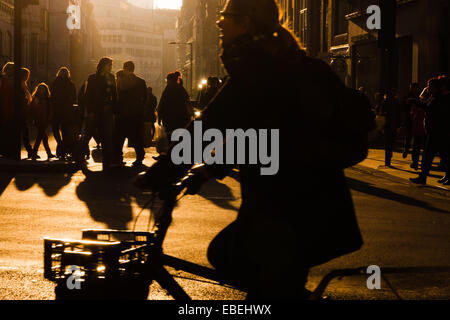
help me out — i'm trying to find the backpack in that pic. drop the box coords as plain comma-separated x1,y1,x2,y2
329,85,376,168
294,56,375,169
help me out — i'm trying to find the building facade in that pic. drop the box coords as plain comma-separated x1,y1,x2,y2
0,0,14,67
279,0,450,103
1,0,51,88
1,0,100,90
154,9,178,94
177,0,226,96
48,0,100,88
91,0,177,97
346,0,450,101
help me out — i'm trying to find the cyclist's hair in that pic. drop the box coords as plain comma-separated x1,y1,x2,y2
222,0,306,54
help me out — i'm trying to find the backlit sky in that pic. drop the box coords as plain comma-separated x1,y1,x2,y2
128,0,182,10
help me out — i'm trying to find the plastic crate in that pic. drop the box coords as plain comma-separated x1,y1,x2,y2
43,230,156,284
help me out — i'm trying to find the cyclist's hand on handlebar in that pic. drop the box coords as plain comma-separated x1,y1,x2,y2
134,172,150,190
133,155,172,192
180,164,211,195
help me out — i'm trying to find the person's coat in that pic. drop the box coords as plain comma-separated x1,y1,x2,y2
50,77,76,123
31,97,53,128
85,72,117,115
117,73,147,118
157,83,191,132
153,33,364,269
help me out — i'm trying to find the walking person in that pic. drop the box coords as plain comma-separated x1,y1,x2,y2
81,57,117,172
0,62,16,158
19,68,34,159
50,67,77,159
157,72,191,141
410,77,449,184
144,86,158,142
381,88,402,166
437,76,450,185
402,83,420,159
30,83,56,161
113,61,147,167
409,96,427,170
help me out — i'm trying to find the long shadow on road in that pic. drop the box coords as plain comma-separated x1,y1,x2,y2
14,173,73,197
347,177,450,214
0,173,14,197
76,167,147,230
197,179,239,212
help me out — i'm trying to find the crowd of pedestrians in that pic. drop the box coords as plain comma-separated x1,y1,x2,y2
1,55,447,183
0,58,221,173
378,76,450,185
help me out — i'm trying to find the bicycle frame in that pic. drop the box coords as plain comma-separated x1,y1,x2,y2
46,182,450,300
137,186,241,300
140,186,450,300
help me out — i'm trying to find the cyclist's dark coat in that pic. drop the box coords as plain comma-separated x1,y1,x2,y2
197,33,363,268
147,33,363,271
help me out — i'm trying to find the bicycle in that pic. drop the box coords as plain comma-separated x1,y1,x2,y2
43,177,450,300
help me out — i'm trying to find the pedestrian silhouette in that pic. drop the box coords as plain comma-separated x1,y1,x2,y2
411,76,450,185
79,57,117,172
30,83,55,161
157,72,191,141
113,61,147,168
50,67,77,159
381,88,402,166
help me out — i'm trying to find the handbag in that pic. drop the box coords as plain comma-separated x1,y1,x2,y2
143,121,154,148
154,123,169,154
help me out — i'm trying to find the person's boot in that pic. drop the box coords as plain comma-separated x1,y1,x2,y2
27,149,39,160
410,175,427,185
31,149,39,161
410,162,419,170
132,160,143,168
46,152,56,160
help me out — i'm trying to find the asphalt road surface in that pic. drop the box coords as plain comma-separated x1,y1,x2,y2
0,148,449,300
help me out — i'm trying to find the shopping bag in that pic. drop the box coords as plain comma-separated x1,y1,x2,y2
143,121,154,148
155,123,169,154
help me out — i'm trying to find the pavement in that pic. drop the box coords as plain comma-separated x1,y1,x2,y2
0,138,449,300
358,148,450,192
2,141,449,190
